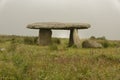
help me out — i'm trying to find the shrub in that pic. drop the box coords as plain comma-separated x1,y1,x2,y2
24,37,38,45
101,40,109,48
109,41,120,48
34,37,38,44
52,38,61,44
97,36,106,40
90,36,96,40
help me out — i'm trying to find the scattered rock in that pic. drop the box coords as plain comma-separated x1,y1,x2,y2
82,40,103,48
0,48,6,52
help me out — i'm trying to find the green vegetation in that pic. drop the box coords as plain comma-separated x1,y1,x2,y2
0,35,120,80
90,36,106,40
90,36,120,48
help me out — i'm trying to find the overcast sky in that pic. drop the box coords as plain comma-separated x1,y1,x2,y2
0,0,120,40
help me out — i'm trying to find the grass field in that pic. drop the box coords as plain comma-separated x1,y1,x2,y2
0,35,120,80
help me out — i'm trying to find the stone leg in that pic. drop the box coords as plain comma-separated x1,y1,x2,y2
38,29,52,45
69,29,80,48
69,29,74,47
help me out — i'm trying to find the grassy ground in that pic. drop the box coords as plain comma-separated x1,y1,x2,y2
0,35,120,80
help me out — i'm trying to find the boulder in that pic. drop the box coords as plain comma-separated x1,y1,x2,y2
82,40,103,48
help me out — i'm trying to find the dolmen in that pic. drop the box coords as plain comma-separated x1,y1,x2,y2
27,22,90,47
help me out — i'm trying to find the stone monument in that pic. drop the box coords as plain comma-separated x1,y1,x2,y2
27,22,90,47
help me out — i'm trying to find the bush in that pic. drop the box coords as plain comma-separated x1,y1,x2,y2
101,40,109,48
90,36,96,40
97,36,106,40
24,37,38,45
52,38,61,44
116,42,120,47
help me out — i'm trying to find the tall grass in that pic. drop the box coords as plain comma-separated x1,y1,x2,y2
0,35,120,80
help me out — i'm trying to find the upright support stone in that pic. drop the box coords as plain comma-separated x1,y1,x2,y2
73,29,81,48
69,29,80,47
69,29,74,47
38,29,52,45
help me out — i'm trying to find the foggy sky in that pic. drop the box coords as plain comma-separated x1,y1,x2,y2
0,0,120,40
